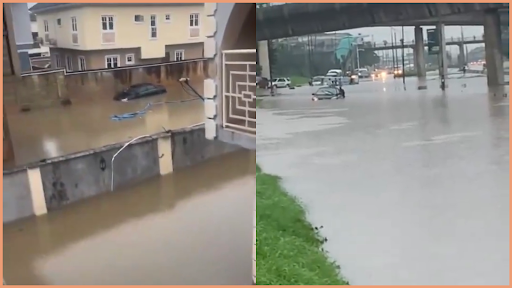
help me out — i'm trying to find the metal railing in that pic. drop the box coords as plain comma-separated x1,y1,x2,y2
371,35,484,49
221,49,256,136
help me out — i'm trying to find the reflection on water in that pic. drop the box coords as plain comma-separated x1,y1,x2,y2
4,150,255,285
5,81,204,169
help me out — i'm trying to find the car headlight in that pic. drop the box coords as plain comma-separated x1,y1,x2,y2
351,75,356,79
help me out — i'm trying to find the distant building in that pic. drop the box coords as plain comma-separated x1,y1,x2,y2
30,3,206,71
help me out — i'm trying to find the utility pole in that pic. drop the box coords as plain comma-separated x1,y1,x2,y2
390,28,396,68
267,40,275,96
401,25,406,89
356,44,361,70
460,26,465,65
394,31,398,68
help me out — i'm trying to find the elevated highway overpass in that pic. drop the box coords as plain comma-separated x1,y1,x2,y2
256,3,508,88
256,3,508,41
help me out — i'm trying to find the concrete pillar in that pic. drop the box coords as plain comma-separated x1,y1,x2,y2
483,10,505,87
414,26,427,90
257,41,271,79
437,23,448,88
3,107,14,164
458,43,466,66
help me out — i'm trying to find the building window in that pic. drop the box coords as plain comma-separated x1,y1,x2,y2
189,13,199,27
54,53,61,68
43,20,49,32
150,14,157,39
65,55,73,71
125,54,134,65
134,15,144,23
101,15,114,31
71,17,78,32
56,18,61,26
105,55,119,69
78,56,86,71
164,14,171,22
174,50,184,61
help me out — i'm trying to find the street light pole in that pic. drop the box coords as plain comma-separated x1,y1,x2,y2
390,28,396,68
401,25,406,89
356,45,360,70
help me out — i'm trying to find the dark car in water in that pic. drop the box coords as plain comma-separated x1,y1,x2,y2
312,86,345,101
113,83,167,101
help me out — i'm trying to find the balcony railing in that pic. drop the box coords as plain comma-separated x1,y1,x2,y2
221,49,256,137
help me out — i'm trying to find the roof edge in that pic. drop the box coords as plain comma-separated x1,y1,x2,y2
30,3,204,14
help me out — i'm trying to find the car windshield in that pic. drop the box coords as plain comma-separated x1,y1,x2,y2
316,87,337,95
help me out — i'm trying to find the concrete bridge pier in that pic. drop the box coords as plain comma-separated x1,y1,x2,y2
483,10,505,87
414,26,427,90
437,23,449,88
257,41,271,79
458,43,466,67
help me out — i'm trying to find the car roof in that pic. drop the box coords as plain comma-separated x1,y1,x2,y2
130,83,154,88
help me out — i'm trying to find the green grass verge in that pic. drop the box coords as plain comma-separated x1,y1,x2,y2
256,99,263,107
256,165,348,285
289,76,310,87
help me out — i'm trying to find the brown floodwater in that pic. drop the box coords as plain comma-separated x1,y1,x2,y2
4,150,255,285
5,81,204,169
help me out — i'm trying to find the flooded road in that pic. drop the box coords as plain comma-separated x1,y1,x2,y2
4,150,255,285
257,76,509,285
5,81,204,169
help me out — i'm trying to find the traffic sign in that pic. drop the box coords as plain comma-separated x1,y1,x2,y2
427,28,439,55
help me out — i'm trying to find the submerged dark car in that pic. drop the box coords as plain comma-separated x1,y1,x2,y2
312,86,345,101
114,83,167,101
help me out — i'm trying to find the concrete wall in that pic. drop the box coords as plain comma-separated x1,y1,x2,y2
171,127,239,169
3,126,242,223
3,59,210,110
50,42,204,70
8,3,33,45
39,140,160,210
3,4,31,74
3,170,32,223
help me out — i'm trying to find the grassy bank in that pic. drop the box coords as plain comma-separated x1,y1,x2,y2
290,76,309,86
256,165,348,285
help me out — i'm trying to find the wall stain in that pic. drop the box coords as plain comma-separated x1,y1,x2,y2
48,166,69,207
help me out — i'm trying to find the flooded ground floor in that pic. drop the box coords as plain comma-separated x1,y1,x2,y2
4,81,204,169
257,76,509,285
4,150,255,285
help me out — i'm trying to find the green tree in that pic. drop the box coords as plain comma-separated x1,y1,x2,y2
358,49,381,67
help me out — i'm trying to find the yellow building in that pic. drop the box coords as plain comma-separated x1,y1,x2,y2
30,3,206,71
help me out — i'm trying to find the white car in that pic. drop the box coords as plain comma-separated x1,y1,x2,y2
355,68,370,78
270,78,291,88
